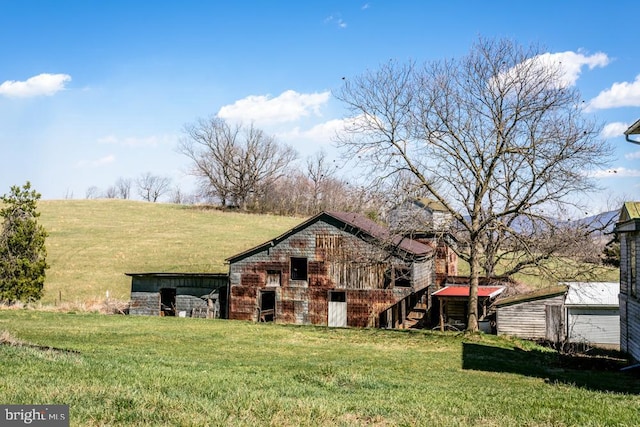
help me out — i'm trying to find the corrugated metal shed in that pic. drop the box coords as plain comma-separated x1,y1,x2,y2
563,282,620,348
495,283,620,348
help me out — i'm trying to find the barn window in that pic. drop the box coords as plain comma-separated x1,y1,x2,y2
290,257,308,281
266,270,281,287
329,290,346,302
384,266,412,288
316,234,343,249
394,267,412,287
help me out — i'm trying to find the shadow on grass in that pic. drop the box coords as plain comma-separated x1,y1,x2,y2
461,341,640,394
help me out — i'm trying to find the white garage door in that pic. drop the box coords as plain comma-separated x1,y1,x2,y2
567,308,619,346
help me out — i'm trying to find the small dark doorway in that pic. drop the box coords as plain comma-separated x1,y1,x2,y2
259,290,276,322
160,288,176,316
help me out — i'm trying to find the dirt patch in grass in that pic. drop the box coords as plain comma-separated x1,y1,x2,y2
1,329,81,356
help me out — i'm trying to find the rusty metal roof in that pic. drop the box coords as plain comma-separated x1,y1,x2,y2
326,211,431,256
226,211,432,263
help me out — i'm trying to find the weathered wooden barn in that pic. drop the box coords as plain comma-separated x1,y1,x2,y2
617,201,640,361
226,211,435,328
128,272,228,318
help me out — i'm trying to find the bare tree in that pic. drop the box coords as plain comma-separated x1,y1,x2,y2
169,185,198,205
115,177,132,199
335,38,612,331
104,186,117,199
136,172,171,202
85,186,100,200
306,150,342,213
179,117,297,210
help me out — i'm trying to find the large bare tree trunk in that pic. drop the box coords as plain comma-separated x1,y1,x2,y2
467,239,481,332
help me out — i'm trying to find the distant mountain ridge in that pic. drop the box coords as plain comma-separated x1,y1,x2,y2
457,209,619,235
568,210,618,235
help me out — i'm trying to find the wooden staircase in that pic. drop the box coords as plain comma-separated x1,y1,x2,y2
402,301,428,329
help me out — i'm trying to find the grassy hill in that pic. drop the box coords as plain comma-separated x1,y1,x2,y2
38,200,303,304
35,199,617,306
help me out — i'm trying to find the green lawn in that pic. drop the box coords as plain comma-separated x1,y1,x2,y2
38,200,302,304
10,199,630,426
0,311,637,426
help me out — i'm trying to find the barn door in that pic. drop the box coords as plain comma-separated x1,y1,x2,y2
259,290,276,322
328,291,347,327
160,288,176,316
545,304,563,342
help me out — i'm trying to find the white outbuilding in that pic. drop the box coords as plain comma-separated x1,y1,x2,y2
564,282,620,348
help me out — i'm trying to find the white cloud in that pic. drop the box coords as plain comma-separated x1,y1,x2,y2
277,118,348,144
76,155,116,168
492,51,608,97
217,90,331,125
98,134,176,147
590,167,640,178
520,51,609,88
625,150,640,160
0,73,71,98
601,122,630,139
586,74,640,111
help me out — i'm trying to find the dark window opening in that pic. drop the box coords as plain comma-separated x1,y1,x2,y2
395,267,412,287
384,266,412,288
160,288,176,316
266,270,281,287
329,290,346,302
291,257,308,281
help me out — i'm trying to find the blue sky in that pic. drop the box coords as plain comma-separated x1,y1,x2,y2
1,1,638,213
